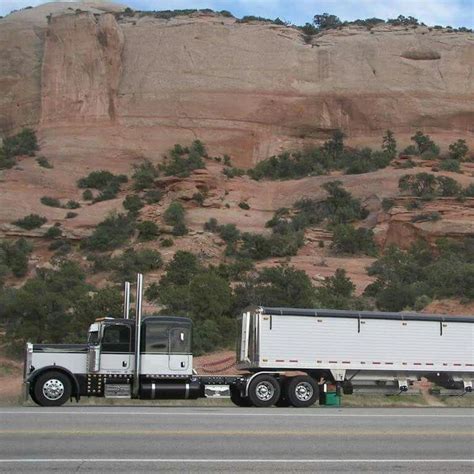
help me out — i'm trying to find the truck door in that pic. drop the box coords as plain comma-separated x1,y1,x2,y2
100,323,133,373
168,327,190,371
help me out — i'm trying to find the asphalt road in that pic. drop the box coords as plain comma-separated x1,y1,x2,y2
0,406,472,473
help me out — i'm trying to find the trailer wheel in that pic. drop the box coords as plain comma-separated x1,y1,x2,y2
33,371,71,407
248,375,281,407
287,376,319,408
230,388,252,407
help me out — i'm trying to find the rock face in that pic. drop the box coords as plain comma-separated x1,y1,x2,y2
0,3,473,165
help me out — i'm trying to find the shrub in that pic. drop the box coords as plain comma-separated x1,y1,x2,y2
160,238,174,247
65,200,81,209
331,224,377,255
399,173,462,198
402,145,418,156
439,159,460,173
172,221,188,236
218,224,240,243
40,196,61,208
123,194,144,213
223,167,245,178
13,214,47,230
131,160,159,191
410,131,439,156
204,218,219,232
164,202,185,227
110,248,163,281
137,221,159,240
448,139,468,160
83,213,134,251
315,268,360,310
77,171,127,202
192,192,205,205
44,226,62,239
0,148,16,169
160,141,206,177
36,157,53,169
0,238,33,281
82,189,93,201
382,198,395,211
2,128,39,158
463,184,474,197
238,201,250,210
66,212,78,219
143,189,163,204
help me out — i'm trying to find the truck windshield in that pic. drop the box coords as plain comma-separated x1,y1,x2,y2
88,331,99,344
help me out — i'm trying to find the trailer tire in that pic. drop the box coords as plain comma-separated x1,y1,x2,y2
33,371,71,407
248,375,281,407
230,388,252,407
287,376,319,408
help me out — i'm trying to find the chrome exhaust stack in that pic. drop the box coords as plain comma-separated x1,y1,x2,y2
123,281,131,319
132,273,143,398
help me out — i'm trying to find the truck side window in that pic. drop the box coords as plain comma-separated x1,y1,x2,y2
144,323,169,353
102,325,131,353
169,328,191,354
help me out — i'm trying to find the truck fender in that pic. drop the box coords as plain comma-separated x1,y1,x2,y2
244,371,282,397
27,365,81,402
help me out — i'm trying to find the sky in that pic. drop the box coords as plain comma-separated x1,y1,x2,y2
1,0,473,28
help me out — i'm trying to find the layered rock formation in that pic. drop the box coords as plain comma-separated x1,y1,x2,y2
0,3,473,165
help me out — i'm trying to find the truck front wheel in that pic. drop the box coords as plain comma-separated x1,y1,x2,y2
33,371,72,407
286,375,319,408
247,375,281,407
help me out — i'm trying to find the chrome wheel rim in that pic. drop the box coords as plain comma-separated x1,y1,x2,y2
42,379,65,401
255,381,274,401
295,382,313,401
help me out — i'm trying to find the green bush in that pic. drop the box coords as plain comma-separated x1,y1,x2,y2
137,221,159,240
160,141,206,178
160,238,174,247
439,159,461,173
204,218,219,232
448,139,468,160
2,128,38,158
83,213,134,251
331,224,377,255
0,148,16,169
143,189,163,204
163,201,187,236
365,239,474,311
40,196,61,208
223,167,245,178
399,173,462,198
410,131,439,156
77,171,127,202
0,238,33,282
110,248,163,281
238,201,250,210
82,189,93,201
66,200,81,209
44,226,62,239
411,212,441,223
123,194,144,213
66,212,78,219
382,198,395,211
13,214,47,230
36,156,53,169
131,160,159,191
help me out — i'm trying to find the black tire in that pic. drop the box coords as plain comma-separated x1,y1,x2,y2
247,375,281,408
33,371,72,407
287,375,319,408
230,388,253,407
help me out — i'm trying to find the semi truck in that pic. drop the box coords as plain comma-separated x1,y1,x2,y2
24,274,474,407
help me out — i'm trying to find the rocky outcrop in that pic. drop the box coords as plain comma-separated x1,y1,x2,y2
0,3,473,165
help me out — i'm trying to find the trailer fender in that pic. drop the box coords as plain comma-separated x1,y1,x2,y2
27,365,81,402
244,372,282,397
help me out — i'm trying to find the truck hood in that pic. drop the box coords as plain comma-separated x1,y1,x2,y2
32,343,89,353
